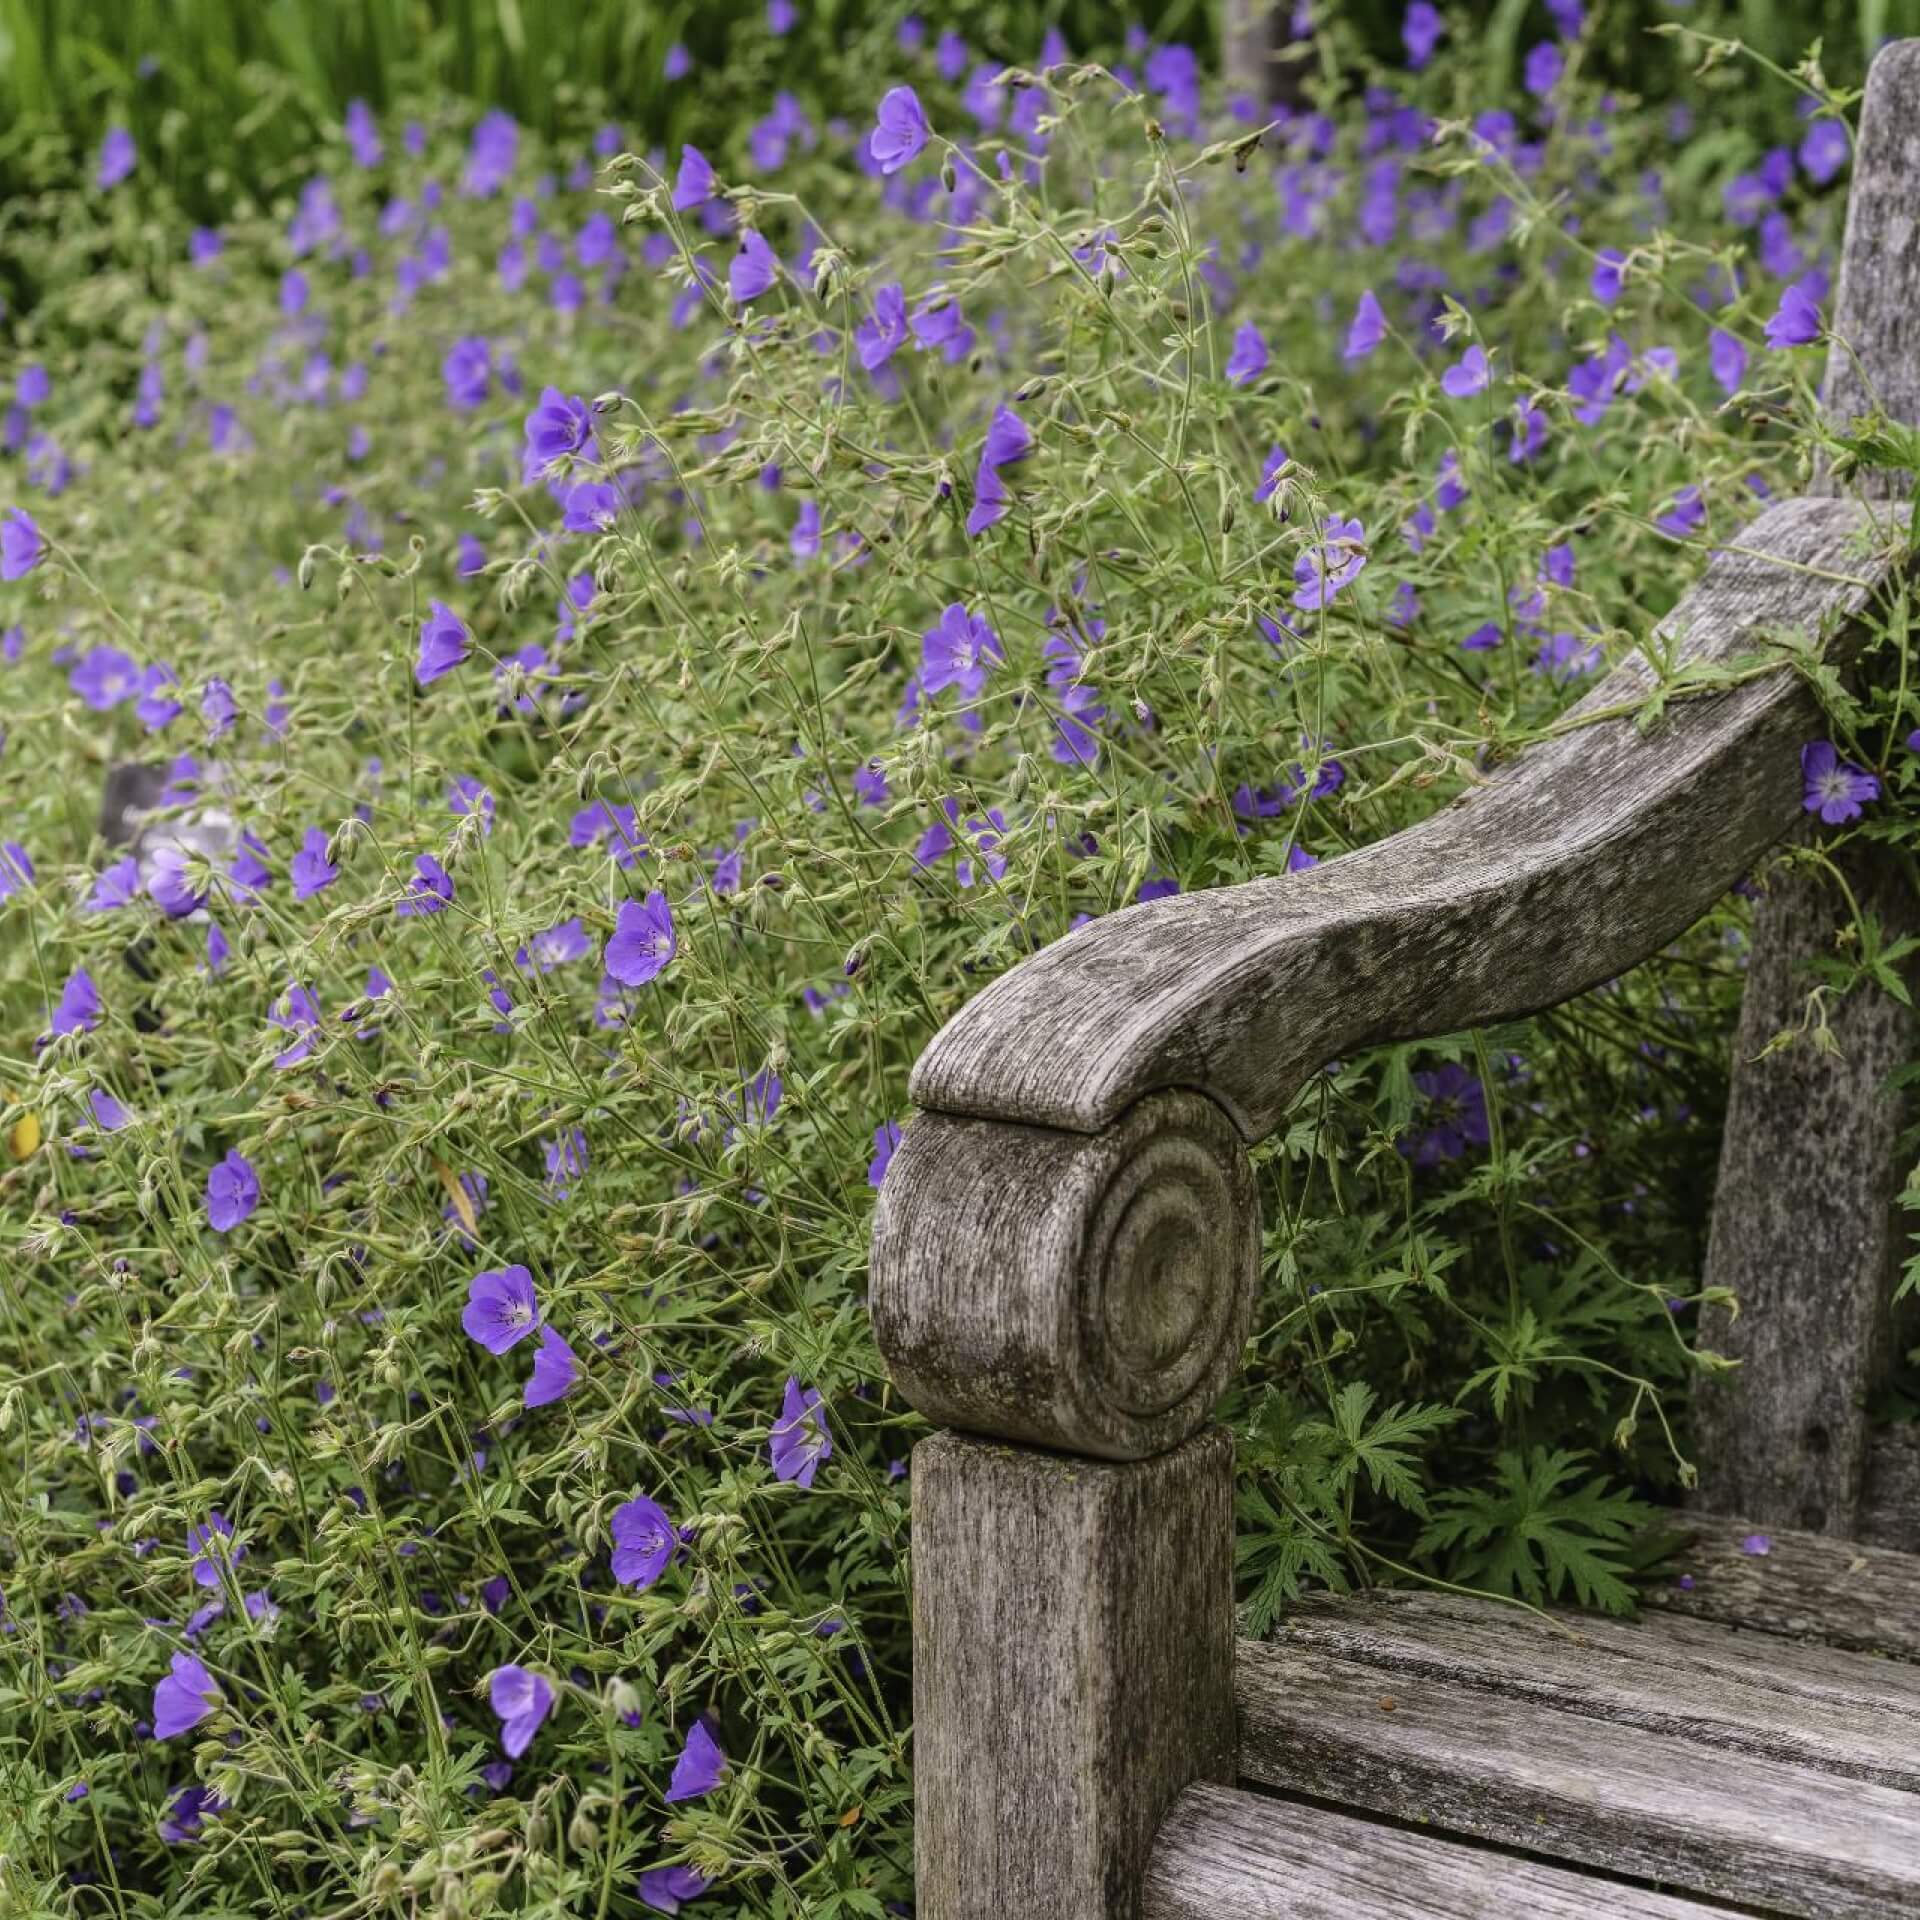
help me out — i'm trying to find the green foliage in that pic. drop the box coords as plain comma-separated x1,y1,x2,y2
0,6,1917,1913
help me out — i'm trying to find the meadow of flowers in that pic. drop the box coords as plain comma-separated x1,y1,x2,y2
0,3,1914,1913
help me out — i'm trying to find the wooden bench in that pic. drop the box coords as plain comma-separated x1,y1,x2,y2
871,41,1920,1920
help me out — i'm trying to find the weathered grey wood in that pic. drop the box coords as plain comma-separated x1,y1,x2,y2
872,1091,1258,1458
1819,40,1920,499
1694,40,1920,1538
1644,1511,1920,1659
1144,1782,1741,1920
912,1429,1235,1920
1862,1424,1920,1552
1270,1588,1920,1789
910,496,1901,1139
1235,1635,1920,1919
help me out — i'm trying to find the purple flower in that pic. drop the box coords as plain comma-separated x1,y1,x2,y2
869,1119,902,1188
1293,516,1368,610
443,337,492,410
982,405,1033,470
1800,740,1878,825
1,507,43,580
769,1376,831,1487
489,1664,554,1757
544,1128,588,1199
639,1865,713,1914
966,457,1008,536
449,775,495,832
464,1265,540,1354
524,1325,580,1407
1764,280,1822,349
665,1719,728,1802
1656,486,1706,538
730,230,779,303
1402,1,1444,67
610,1494,676,1589
158,1784,225,1844
50,968,101,1038
1523,40,1563,98
855,284,908,372
1709,329,1748,397
525,387,593,466
920,602,1003,697
290,827,338,900
791,499,821,561
768,0,796,30
1344,290,1386,363
187,1511,245,1589
664,43,692,80
89,1088,130,1131
1407,1063,1490,1166
1798,119,1849,187
202,679,237,738
1590,248,1625,304
416,600,470,686
96,127,137,190
519,917,591,972
673,145,717,211
1440,345,1490,397
398,854,454,916
1225,321,1269,387
206,1150,260,1232
871,85,931,175
1740,1532,1772,1556
153,1651,221,1740
0,841,30,905
605,891,677,986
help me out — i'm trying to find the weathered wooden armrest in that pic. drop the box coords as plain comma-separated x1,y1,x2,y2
874,495,1905,1459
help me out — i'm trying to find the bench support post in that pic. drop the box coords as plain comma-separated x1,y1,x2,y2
911,1429,1237,1920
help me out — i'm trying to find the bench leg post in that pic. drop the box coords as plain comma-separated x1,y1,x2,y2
910,1427,1237,1920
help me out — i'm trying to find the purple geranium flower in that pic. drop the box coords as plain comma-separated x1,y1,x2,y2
1801,740,1878,825
605,891,676,985
489,1664,554,1757
1344,290,1386,363
1764,280,1822,349
416,600,470,685
89,1088,130,1131
524,1325,580,1407
920,602,1003,697
769,1376,831,1487
159,1784,225,1844
397,855,453,916
730,230,779,303
871,86,930,175
1225,321,1268,387
1407,1063,1491,1167
982,405,1033,470
443,337,492,410
1293,517,1368,610
206,1150,260,1232
868,1119,901,1188
0,842,32,902
665,1719,728,1802
187,1511,245,1589
673,145,716,211
1440,344,1490,397
50,968,101,1038
855,284,909,372
96,127,137,190
153,1651,221,1740
87,856,140,911
290,827,338,900
610,1494,676,1589
525,387,592,466
1709,328,1748,397
463,1265,540,1354
1,507,43,580
1403,1,1444,67
638,1865,712,1914
1656,486,1706,538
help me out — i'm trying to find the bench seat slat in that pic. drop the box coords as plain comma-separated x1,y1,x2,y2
1644,1512,1920,1657
1144,1781,1743,1920
1236,1625,1920,1919
1273,1589,1920,1789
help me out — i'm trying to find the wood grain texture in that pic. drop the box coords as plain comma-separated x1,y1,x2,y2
1694,833,1920,1535
912,1429,1236,1920
910,496,1900,1139
1819,40,1920,500
871,1092,1258,1457
1862,1424,1920,1552
1695,40,1920,1539
1235,1635,1920,1919
1645,1510,1920,1659
1143,1782,1738,1920
1268,1588,1920,1789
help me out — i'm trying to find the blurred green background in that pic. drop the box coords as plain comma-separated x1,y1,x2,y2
1,0,1918,218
